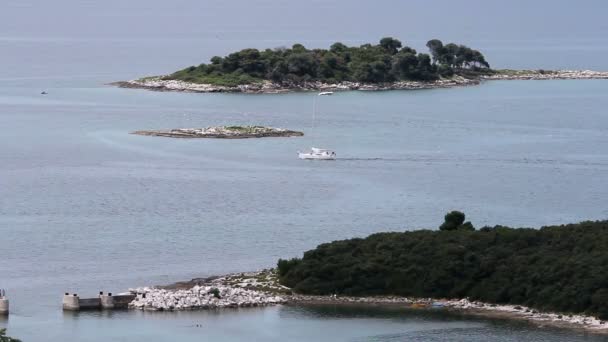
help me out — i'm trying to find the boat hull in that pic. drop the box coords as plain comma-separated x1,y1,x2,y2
298,150,336,160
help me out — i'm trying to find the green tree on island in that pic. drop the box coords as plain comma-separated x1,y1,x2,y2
165,37,492,86
0,329,21,342
439,210,475,231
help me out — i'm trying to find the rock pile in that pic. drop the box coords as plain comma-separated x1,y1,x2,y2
128,285,286,311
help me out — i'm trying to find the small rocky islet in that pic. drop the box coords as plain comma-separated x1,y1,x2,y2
131,126,303,139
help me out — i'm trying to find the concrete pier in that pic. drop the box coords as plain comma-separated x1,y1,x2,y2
0,298,9,315
62,293,80,311
1,289,9,315
78,297,101,310
63,291,135,311
100,293,114,310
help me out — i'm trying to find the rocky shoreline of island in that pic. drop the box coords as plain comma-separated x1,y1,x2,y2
131,126,303,139
112,70,608,94
125,269,607,334
111,75,480,93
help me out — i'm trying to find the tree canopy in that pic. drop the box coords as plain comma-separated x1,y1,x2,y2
277,214,608,319
165,38,491,86
439,210,474,231
0,329,21,342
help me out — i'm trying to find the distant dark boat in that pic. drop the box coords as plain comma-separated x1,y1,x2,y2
41,91,48,95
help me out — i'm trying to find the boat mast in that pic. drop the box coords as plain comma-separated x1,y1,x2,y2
311,94,317,148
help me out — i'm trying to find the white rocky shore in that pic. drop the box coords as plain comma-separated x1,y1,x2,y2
446,299,607,333
128,270,289,311
128,285,286,311
289,295,607,333
113,69,608,94
113,76,479,93
131,126,303,139
126,270,607,334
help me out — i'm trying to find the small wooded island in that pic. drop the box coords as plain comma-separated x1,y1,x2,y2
131,126,303,139
114,37,608,93
277,212,608,321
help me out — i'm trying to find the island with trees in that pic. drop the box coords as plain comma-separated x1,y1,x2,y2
277,212,608,321
114,38,608,93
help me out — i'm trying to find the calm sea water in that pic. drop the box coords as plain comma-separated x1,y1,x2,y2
2,0,608,341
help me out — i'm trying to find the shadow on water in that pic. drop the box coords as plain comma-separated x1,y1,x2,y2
280,304,607,341
281,303,479,322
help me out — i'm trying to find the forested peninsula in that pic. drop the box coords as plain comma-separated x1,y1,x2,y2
0,329,20,342
277,212,608,320
115,38,608,93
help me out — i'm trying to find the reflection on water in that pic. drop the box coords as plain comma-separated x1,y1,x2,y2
21,304,600,342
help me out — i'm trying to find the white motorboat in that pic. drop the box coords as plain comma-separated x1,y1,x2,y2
298,147,336,160
318,91,334,96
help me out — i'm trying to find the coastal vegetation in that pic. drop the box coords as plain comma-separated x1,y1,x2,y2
0,329,20,342
163,38,491,86
277,213,608,319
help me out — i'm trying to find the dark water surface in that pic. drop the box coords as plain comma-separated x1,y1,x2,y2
2,0,608,341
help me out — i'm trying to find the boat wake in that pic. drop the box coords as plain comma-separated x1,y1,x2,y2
336,156,608,167
336,157,402,161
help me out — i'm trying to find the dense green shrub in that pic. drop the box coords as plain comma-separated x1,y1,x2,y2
278,215,608,319
0,329,21,342
439,211,467,231
209,288,221,299
164,38,491,86
277,258,301,278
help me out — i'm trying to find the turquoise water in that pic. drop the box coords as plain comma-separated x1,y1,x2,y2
2,0,608,341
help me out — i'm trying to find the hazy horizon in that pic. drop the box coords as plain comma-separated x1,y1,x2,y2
1,0,608,85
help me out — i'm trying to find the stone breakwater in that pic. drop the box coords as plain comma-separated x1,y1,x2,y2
128,269,290,311
131,126,303,139
128,285,286,311
112,70,608,94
